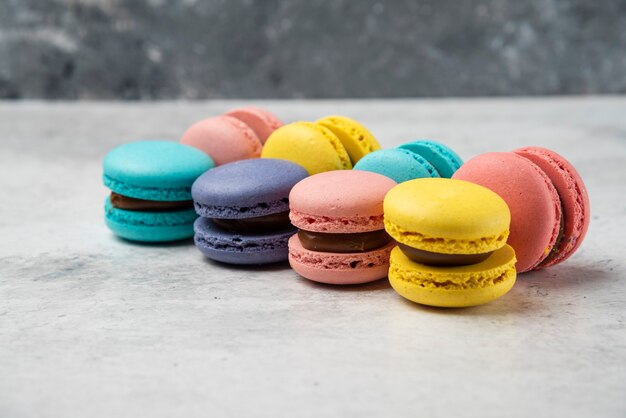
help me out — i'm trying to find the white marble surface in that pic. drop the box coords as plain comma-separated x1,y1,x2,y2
1,98,625,418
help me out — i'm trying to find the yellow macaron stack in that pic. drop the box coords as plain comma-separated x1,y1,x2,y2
261,115,381,175
384,178,517,307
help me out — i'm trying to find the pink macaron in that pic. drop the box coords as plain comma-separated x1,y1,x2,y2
225,106,283,144
180,115,262,166
453,147,590,273
288,170,397,285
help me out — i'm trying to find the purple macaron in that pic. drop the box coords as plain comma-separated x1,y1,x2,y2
191,158,308,264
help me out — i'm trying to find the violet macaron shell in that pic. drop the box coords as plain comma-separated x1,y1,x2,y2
288,171,397,284
453,152,563,273
180,115,262,165
225,107,283,144
513,146,590,267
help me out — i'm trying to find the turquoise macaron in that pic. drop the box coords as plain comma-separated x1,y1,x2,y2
353,140,462,183
103,140,214,242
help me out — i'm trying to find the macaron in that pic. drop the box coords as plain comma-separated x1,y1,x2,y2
103,140,214,242
261,116,381,175
288,171,397,285
225,106,283,144
353,148,439,183
261,122,353,175
180,115,262,166
316,115,382,164
384,178,516,307
192,158,308,264
353,140,463,183
398,140,463,177
453,147,590,273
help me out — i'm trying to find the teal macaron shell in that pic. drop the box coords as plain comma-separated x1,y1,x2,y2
102,140,214,242
105,198,199,242
398,140,463,178
353,148,439,183
103,140,214,201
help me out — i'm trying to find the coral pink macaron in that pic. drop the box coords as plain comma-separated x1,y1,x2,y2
288,171,397,285
453,147,590,273
180,115,262,165
225,106,283,144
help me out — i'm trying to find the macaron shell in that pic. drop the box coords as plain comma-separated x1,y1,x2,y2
513,147,590,267
194,217,294,265
353,148,439,183
105,198,196,242
383,178,510,254
453,152,562,272
191,159,308,219
261,122,352,175
180,115,262,165
389,245,517,308
288,235,393,284
316,115,381,164
289,170,397,233
103,140,214,201
225,107,283,144
398,140,463,178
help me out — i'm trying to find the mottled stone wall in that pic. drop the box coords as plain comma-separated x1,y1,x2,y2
1,0,625,99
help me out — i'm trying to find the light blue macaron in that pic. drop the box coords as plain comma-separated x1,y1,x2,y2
103,140,214,242
353,148,439,183
398,140,463,178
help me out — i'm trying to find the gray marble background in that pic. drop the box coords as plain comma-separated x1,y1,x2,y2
1,0,625,99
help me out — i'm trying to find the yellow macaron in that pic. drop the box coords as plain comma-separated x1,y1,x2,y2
384,178,516,307
316,115,381,164
261,121,352,175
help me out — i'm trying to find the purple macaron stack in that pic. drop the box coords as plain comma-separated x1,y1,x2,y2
191,158,308,264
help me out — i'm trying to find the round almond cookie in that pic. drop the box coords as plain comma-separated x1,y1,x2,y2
288,170,397,284
102,140,214,242
383,178,516,307
453,148,589,272
192,158,308,264
225,106,283,144
180,115,262,165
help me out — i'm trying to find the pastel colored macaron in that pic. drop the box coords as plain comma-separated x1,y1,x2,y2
453,147,590,273
384,178,516,307
192,158,308,264
353,148,439,183
180,115,262,166
398,140,463,178
288,170,397,284
225,106,283,144
353,140,462,183
262,116,380,175
316,115,381,164
103,140,214,242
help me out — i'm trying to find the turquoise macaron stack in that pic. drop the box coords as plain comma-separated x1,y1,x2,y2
103,141,214,242
353,140,463,182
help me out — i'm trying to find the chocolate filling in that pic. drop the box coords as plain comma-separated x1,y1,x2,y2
398,243,493,266
212,211,292,233
110,192,193,212
298,230,392,253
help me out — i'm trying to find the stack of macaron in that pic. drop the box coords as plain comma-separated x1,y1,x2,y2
288,170,397,284
353,140,463,183
261,115,381,174
191,158,308,264
181,106,283,165
384,178,517,307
